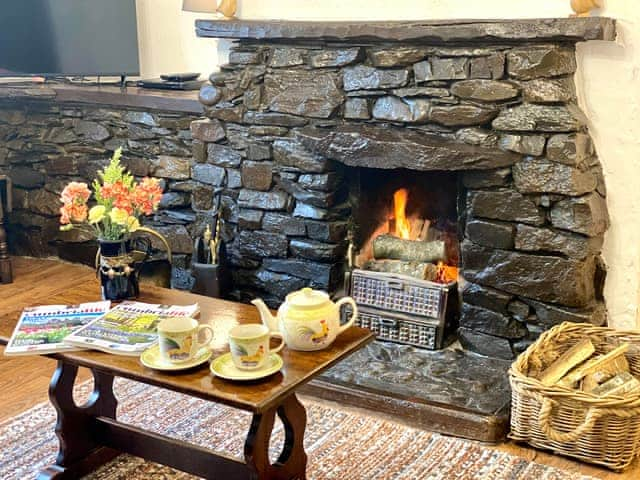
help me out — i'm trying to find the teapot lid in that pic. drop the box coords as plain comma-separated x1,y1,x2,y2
286,288,330,310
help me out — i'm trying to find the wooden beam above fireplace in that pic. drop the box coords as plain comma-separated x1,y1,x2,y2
196,18,616,44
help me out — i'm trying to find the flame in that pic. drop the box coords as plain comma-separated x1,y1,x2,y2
436,261,459,284
393,188,411,240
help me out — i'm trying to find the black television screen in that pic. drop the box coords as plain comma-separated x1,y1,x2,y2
0,0,140,77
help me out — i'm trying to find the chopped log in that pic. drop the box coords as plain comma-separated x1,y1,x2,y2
417,220,431,241
581,354,630,392
364,259,439,281
558,343,630,388
591,371,640,397
538,338,595,387
373,234,446,263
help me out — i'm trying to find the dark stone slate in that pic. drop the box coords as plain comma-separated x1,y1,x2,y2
305,221,348,243
263,70,343,118
243,86,262,110
468,190,545,225
458,327,514,360
237,230,288,258
238,189,289,211
247,142,271,160
298,172,341,192
466,220,515,249
455,128,499,147
255,269,309,298
309,48,361,68
462,168,511,188
192,164,226,186
159,138,191,157
372,96,430,123
192,185,214,210
150,156,192,180
463,282,512,314
74,121,111,142
242,161,273,191
243,111,308,128
190,119,226,142
289,239,344,262
263,258,337,284
295,125,520,171
0,110,26,125
550,193,609,237
192,140,206,164
345,90,388,98
249,126,289,137
512,158,597,195
450,80,519,102
507,47,577,80
269,47,306,67
460,303,527,339
229,49,263,64
492,104,584,132
293,203,331,220
27,189,60,216
521,77,575,103
368,46,430,67
273,138,331,173
199,84,222,106
546,133,592,166
226,168,242,189
392,87,451,98
469,53,505,79
276,176,335,208
500,134,546,156
462,241,596,307
205,103,245,123
151,225,193,254
262,212,306,235
415,58,468,82
207,143,242,167
507,300,530,322
343,66,409,91
169,181,198,192
124,111,158,127
525,299,607,327
344,98,370,120
156,209,197,224
238,209,264,230
44,127,78,144
515,224,603,260
159,192,190,208
127,139,160,156
10,166,44,188
127,124,156,141
430,104,498,127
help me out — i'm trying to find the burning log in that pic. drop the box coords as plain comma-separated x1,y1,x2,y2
372,234,446,263
364,259,439,281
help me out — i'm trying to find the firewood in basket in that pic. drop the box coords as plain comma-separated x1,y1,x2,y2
364,259,439,281
590,371,640,397
558,343,630,388
581,354,630,392
538,338,595,387
372,234,446,263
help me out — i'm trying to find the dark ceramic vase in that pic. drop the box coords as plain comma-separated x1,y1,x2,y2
97,238,140,301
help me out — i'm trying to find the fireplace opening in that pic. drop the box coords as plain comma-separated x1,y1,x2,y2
343,167,462,350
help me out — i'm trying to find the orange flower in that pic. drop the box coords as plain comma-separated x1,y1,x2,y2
60,182,90,205
133,177,163,215
60,203,88,224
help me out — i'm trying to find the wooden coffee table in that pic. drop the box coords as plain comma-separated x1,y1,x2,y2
0,258,374,480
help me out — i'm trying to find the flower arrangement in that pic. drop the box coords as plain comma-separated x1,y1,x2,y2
59,148,163,241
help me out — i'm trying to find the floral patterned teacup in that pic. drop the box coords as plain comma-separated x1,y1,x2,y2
228,324,284,371
157,317,213,364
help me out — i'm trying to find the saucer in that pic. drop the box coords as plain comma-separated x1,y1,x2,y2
210,352,283,381
140,344,212,371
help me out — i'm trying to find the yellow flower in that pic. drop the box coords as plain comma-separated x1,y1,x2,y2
109,207,129,225
126,216,140,232
88,205,106,224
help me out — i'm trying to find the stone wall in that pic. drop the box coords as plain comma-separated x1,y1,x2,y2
0,100,202,289
192,38,609,359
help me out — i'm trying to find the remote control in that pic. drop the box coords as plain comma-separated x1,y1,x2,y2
160,72,201,82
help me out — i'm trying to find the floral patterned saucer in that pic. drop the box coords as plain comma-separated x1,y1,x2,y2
140,344,212,371
210,352,283,381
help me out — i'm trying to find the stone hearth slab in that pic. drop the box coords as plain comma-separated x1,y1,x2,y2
302,341,512,442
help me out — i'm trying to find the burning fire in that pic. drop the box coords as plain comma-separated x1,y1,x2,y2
393,188,411,240
436,261,459,284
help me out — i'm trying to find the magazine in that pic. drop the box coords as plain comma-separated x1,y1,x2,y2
4,301,111,356
63,301,199,356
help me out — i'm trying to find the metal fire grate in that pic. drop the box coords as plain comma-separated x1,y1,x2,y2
345,269,458,350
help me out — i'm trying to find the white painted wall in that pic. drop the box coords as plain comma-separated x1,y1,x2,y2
140,1,640,329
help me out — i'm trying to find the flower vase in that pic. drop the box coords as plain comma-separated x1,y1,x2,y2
97,238,140,301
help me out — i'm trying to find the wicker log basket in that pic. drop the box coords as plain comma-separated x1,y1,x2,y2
509,322,640,471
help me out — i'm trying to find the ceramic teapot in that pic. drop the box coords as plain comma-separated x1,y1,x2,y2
251,288,358,351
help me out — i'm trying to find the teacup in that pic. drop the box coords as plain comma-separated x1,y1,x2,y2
157,317,214,364
228,323,284,371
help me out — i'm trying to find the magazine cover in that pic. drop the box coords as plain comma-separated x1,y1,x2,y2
4,301,111,356
63,301,199,356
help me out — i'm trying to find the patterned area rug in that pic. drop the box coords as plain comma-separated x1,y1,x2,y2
0,378,596,480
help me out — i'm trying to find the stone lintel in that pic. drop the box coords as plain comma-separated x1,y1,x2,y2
196,18,616,44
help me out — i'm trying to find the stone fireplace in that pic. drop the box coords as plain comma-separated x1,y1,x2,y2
194,18,614,362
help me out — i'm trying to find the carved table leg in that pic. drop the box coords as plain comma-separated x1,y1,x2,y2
244,394,308,480
0,199,12,284
37,362,119,480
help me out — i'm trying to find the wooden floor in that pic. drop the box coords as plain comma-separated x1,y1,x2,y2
0,258,638,479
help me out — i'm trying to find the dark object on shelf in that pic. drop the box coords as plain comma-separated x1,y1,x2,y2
160,72,201,82
138,78,205,91
0,176,12,284
344,268,459,349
